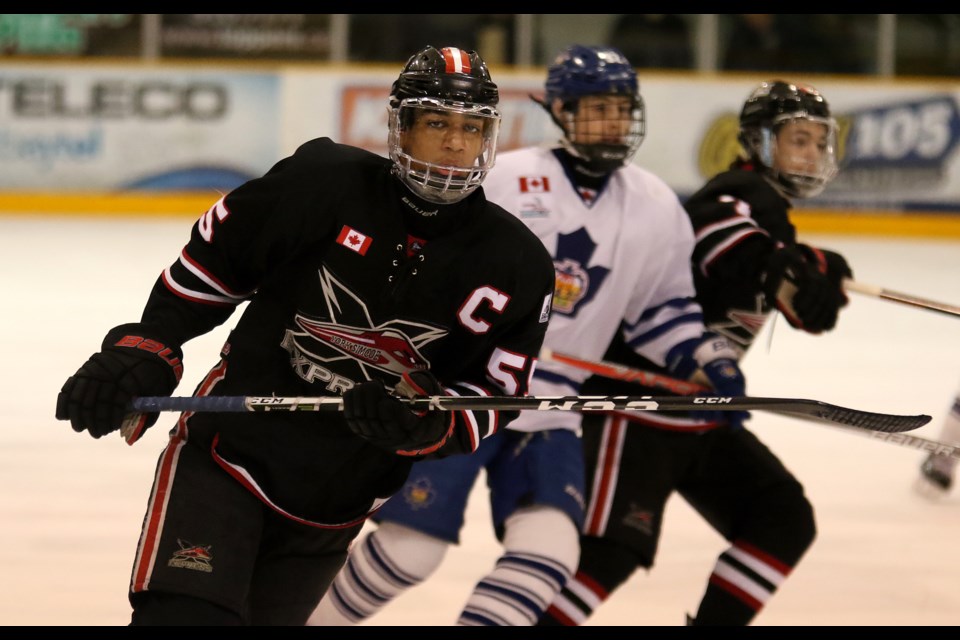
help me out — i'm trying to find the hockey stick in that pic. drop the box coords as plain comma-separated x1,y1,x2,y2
130,394,929,433
540,347,708,395
844,278,960,319
852,428,960,461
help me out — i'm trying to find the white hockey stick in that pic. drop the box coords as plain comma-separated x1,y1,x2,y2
129,394,929,433
844,278,960,319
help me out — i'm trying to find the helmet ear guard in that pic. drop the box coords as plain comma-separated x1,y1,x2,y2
738,80,839,199
388,46,501,205
538,44,645,172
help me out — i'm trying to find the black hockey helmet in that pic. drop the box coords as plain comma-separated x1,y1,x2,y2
539,44,645,172
738,80,838,198
389,45,499,109
388,45,501,205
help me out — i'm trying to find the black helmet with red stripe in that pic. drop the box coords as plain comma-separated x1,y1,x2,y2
388,45,502,205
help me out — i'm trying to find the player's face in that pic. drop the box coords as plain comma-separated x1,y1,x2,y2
401,109,487,175
569,95,634,145
774,119,832,175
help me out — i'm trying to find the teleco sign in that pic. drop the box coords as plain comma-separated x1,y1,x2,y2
0,77,229,120
0,65,278,191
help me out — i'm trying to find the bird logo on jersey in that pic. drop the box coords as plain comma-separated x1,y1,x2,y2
167,539,213,573
709,293,769,353
281,266,446,391
295,319,426,376
551,228,609,316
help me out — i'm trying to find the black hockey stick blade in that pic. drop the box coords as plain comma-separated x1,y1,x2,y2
130,394,929,433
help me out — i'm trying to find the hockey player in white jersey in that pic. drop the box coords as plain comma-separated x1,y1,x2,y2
307,44,749,626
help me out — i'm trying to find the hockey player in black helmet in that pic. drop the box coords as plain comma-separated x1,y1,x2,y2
696,79,850,336
310,44,749,627
388,45,501,204
537,80,852,626
54,44,555,625
739,79,839,199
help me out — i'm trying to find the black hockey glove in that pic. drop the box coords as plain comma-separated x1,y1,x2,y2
667,335,750,430
343,370,454,457
763,245,847,334
55,323,184,444
798,243,853,296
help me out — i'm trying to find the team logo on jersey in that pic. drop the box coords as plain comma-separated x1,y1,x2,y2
709,293,768,352
295,317,428,376
551,228,609,316
401,476,437,510
519,196,549,219
337,225,372,255
406,234,427,257
576,186,598,206
519,176,550,193
621,504,655,535
167,538,213,573
281,266,446,390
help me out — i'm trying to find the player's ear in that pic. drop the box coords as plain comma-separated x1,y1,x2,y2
550,98,567,121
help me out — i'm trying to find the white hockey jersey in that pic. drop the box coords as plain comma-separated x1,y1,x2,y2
482,146,707,433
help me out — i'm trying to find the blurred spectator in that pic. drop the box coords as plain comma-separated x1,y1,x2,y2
895,14,960,76
722,14,865,74
347,15,513,63
608,14,692,69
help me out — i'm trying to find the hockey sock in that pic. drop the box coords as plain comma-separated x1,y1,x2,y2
306,521,449,625
692,540,796,625
538,536,640,626
457,506,579,626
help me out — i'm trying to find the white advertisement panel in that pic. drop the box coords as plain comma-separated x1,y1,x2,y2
2,62,959,217
288,69,960,214
0,64,281,192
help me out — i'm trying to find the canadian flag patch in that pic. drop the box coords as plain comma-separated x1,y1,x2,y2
337,225,372,255
519,176,550,193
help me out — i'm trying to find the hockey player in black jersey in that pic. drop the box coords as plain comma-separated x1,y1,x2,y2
54,45,556,626
310,44,749,628
539,80,853,626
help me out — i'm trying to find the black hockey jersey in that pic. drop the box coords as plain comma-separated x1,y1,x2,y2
136,137,556,526
683,165,797,354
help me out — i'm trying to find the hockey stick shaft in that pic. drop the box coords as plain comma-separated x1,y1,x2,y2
130,395,929,433
844,278,960,319
858,428,960,461
540,347,708,395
